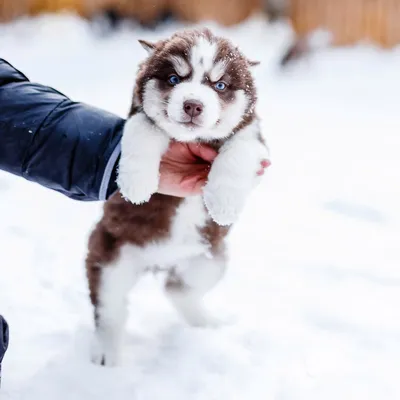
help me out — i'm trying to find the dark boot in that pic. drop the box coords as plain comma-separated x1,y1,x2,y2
0,316,9,388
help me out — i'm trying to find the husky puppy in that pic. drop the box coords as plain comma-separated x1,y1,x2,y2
86,28,269,366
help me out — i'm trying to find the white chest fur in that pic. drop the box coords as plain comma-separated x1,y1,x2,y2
131,196,210,270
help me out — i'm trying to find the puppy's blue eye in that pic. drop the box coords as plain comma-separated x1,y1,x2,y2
168,75,180,85
214,81,226,91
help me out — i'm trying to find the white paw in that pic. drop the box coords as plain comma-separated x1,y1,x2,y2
203,185,247,226
90,332,121,367
117,164,159,204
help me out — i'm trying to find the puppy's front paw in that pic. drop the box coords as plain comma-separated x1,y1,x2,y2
117,163,159,204
203,185,247,226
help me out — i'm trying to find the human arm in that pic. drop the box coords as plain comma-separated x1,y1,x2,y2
0,58,123,201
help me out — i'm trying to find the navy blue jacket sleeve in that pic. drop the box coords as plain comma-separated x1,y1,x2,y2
0,58,124,201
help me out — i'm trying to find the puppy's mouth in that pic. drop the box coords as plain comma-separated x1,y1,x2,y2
181,120,202,128
169,114,204,129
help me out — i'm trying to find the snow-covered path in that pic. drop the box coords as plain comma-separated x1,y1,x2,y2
1,14,399,400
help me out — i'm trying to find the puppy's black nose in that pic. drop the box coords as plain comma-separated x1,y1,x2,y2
183,101,203,118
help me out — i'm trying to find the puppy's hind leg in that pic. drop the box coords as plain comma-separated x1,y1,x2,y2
87,242,144,367
164,255,227,328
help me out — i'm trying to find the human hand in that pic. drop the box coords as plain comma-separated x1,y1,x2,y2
157,141,270,198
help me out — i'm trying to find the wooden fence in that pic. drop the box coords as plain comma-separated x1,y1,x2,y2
290,0,400,47
1,0,400,47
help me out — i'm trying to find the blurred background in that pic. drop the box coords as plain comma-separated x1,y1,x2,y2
1,0,400,47
1,1,400,400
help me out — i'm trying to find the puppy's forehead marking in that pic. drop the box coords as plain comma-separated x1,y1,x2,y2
190,37,217,82
210,60,228,82
169,55,191,77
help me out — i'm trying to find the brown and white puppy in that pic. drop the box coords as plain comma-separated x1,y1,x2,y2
86,28,268,366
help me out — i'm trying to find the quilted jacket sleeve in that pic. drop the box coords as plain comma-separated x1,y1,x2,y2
0,58,124,201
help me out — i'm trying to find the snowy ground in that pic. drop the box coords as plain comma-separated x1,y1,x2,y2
1,13,400,400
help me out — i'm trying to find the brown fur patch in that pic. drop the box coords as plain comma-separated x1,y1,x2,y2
200,221,230,257
214,38,257,116
86,192,184,309
134,30,200,106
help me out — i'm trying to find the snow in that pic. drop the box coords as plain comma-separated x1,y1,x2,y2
1,12,400,400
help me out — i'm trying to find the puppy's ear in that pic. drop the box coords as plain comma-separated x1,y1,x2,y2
138,40,156,55
248,60,261,67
